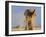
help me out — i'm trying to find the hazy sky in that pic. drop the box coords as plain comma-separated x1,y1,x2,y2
11,6,41,27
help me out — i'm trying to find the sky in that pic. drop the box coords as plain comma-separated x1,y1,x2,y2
11,6,41,27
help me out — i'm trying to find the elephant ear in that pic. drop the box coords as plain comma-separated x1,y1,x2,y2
24,9,32,17
24,9,35,17
24,9,29,16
